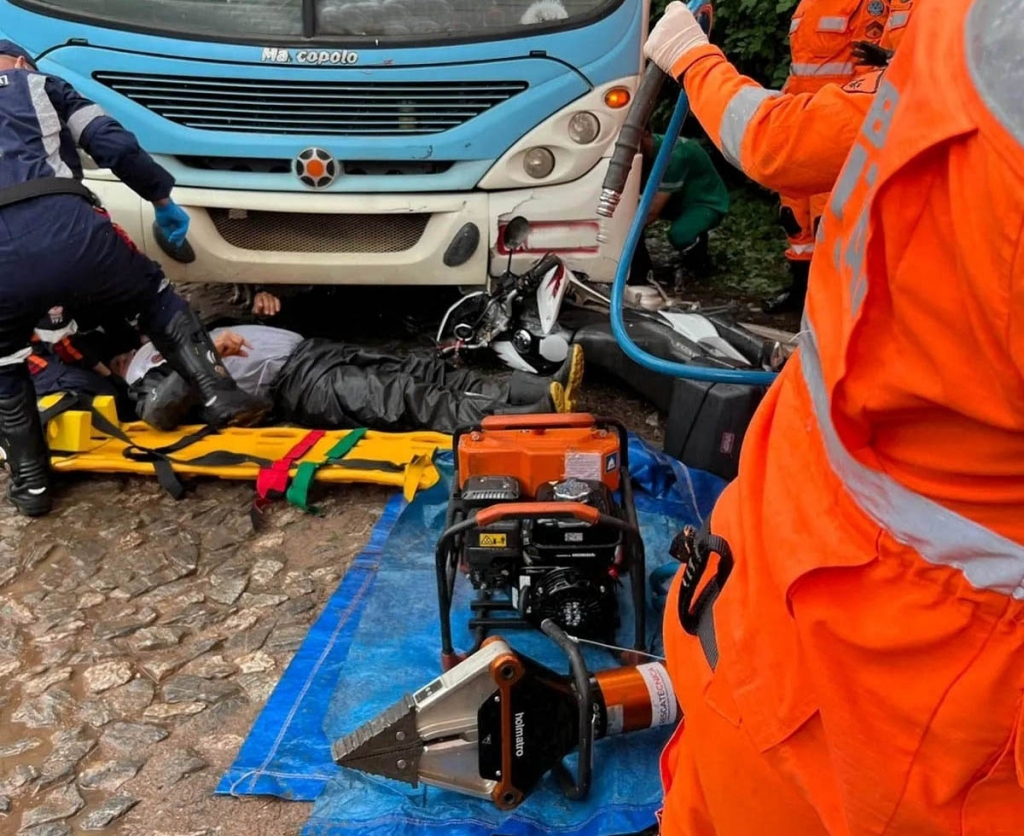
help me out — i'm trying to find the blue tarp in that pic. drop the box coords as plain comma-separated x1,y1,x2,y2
218,437,726,836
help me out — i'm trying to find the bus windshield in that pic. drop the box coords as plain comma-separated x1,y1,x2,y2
15,0,619,41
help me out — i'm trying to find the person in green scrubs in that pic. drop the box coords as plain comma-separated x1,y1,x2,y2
629,130,730,285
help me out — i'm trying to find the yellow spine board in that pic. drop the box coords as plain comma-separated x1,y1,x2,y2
42,396,450,500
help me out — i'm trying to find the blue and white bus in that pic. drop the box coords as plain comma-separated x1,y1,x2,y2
2,0,648,286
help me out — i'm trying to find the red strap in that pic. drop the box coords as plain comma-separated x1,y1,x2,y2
27,354,48,373
255,430,325,501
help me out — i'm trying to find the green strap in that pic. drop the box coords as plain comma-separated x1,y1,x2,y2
286,428,368,513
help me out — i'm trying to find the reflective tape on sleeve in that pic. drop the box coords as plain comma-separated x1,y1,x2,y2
0,347,32,367
965,0,1024,144
798,324,1024,599
719,86,782,170
787,243,816,255
67,104,108,143
817,15,849,31
790,61,855,76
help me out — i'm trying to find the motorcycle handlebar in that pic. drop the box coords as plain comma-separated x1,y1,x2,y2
519,252,562,288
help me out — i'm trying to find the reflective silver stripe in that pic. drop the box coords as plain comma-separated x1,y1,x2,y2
34,321,78,343
66,104,106,143
790,17,802,32
965,0,1024,144
788,243,815,254
719,87,782,170
790,61,855,76
0,348,32,367
888,9,910,26
799,324,1024,599
28,74,73,179
817,14,849,31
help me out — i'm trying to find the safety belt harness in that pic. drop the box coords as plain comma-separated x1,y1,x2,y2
286,428,368,513
252,430,326,518
0,177,99,208
38,393,273,500
40,397,406,511
671,521,734,670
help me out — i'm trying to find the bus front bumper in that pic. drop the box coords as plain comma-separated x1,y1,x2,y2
84,158,641,286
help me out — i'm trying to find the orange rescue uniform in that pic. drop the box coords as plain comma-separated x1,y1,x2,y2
659,1,1024,833
780,0,889,263
880,0,915,50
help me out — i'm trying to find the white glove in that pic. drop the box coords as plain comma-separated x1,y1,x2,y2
644,2,710,77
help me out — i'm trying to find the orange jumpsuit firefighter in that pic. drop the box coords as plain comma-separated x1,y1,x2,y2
850,0,922,68
645,1,1024,833
767,0,889,314
880,0,915,50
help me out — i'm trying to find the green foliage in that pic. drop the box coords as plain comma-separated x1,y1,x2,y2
708,188,791,296
651,0,799,87
645,1,800,297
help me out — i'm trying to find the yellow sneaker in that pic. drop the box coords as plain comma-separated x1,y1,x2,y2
549,381,568,414
563,343,585,411
550,343,585,413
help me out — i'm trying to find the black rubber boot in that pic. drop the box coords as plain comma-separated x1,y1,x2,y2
0,378,53,517
147,308,271,428
763,260,810,315
506,344,585,411
495,387,560,415
628,236,655,286
129,367,201,431
678,232,712,283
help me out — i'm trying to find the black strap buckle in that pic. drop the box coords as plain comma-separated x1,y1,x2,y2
672,522,734,637
0,177,100,209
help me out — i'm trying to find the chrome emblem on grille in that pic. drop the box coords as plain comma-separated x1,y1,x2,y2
294,148,338,190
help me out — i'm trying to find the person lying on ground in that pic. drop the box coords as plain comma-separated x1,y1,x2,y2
28,293,283,420
28,323,259,421
125,325,586,435
30,314,586,436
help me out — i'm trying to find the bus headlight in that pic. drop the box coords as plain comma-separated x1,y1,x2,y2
477,77,637,190
523,147,556,179
568,112,600,145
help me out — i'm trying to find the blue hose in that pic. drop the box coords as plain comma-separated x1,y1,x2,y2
610,81,779,386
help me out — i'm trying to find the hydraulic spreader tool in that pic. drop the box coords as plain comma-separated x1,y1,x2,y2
333,621,678,809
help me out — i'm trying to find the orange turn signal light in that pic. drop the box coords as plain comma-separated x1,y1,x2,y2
604,87,631,109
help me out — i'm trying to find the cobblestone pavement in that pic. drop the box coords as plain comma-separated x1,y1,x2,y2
0,471,393,836
0,283,666,836
0,400,656,836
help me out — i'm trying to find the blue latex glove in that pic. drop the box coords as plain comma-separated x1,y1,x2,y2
154,200,190,247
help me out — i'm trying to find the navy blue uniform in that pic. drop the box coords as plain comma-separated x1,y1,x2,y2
0,47,186,397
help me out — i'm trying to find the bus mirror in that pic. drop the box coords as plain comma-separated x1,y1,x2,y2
503,216,531,252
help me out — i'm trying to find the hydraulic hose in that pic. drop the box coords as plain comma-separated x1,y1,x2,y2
597,66,668,230
597,1,779,387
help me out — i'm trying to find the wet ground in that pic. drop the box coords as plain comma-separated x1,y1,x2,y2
0,226,795,836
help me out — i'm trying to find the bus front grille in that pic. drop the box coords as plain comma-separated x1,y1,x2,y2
94,72,528,136
208,209,430,253
176,156,455,176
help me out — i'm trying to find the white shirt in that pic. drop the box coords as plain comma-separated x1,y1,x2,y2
126,325,303,399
